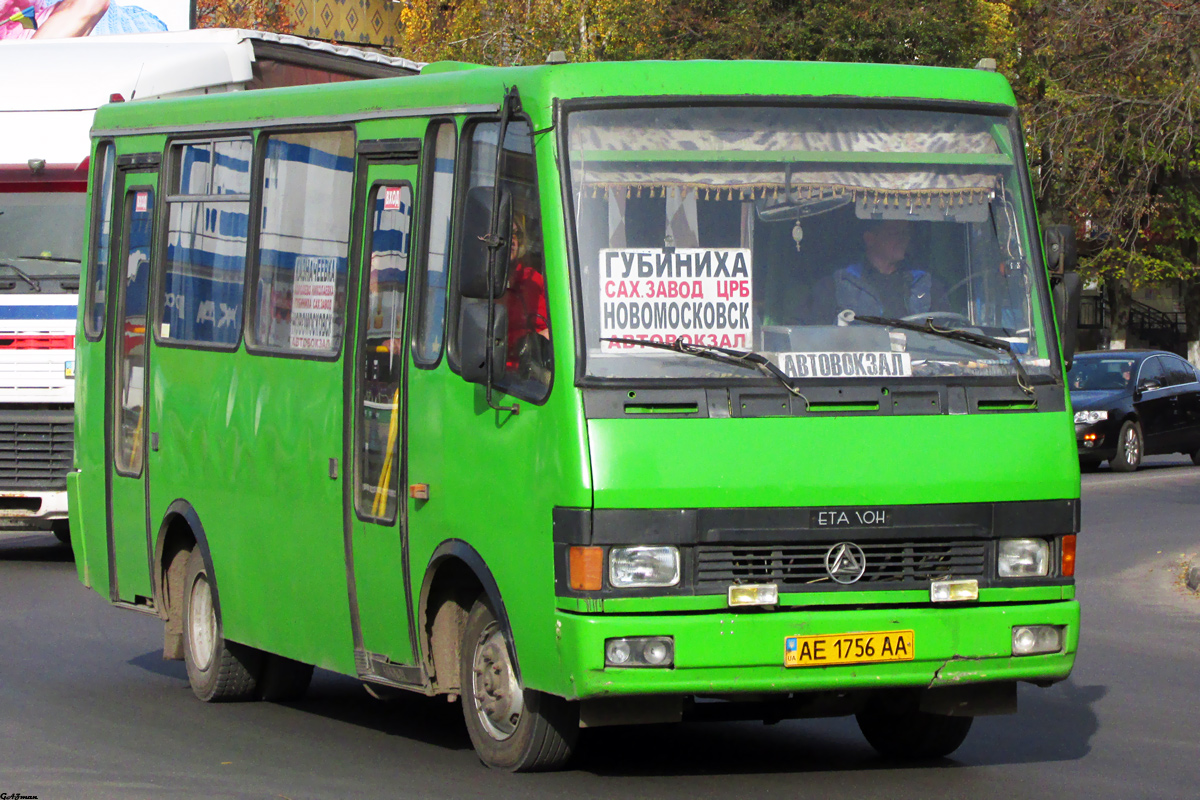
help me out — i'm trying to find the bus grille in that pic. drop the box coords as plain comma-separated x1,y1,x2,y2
696,540,988,589
0,411,73,489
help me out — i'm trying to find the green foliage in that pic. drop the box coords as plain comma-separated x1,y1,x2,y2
1014,1,1200,297
396,0,1003,67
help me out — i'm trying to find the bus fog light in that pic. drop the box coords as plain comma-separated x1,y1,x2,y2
930,578,978,602
998,538,1050,577
728,583,778,607
605,636,674,668
1012,625,1064,655
609,546,680,588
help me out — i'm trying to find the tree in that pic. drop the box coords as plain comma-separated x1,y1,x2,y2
396,0,1001,67
1012,1,1200,352
195,0,292,32
397,0,668,65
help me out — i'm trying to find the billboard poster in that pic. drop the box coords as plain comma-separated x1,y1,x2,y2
2,0,191,40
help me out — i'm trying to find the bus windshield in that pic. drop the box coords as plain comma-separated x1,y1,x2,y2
0,191,86,276
566,104,1055,383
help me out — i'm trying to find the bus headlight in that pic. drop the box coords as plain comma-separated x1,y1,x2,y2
1073,410,1107,425
609,546,680,588
998,538,1050,577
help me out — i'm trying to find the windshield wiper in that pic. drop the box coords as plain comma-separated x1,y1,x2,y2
852,313,1034,396
600,336,809,405
0,263,41,292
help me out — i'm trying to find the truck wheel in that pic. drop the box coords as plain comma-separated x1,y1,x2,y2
856,707,973,759
1111,420,1142,472
182,548,260,702
459,598,577,771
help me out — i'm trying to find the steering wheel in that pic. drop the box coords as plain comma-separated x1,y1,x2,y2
901,311,972,327
944,272,987,301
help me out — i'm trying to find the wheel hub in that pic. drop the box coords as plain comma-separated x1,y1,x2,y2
187,574,216,672
1125,426,1140,462
471,620,523,740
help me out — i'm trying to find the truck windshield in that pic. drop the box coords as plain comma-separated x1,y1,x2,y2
566,104,1056,383
0,191,86,282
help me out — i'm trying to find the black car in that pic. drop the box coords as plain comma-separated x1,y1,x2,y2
1068,349,1200,471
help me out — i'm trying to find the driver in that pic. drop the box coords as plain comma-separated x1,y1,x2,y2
827,219,945,320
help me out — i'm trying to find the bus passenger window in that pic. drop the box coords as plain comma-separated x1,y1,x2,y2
161,138,252,346
356,184,411,521
459,120,552,401
413,122,456,366
252,129,355,355
85,142,115,340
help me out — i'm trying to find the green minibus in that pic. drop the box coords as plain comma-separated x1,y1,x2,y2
71,57,1083,771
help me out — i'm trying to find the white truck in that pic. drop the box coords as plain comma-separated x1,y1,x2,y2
0,29,418,542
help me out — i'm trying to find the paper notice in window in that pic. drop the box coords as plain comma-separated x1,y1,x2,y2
774,351,913,378
599,248,753,352
290,256,337,351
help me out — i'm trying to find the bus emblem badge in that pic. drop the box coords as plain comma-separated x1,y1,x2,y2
825,542,867,584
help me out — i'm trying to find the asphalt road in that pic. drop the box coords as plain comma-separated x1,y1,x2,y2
2,458,1198,799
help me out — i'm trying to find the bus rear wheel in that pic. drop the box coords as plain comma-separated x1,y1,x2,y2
856,706,973,759
182,548,260,702
459,598,577,771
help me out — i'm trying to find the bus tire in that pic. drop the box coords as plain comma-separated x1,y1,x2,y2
1111,420,1142,472
182,548,260,702
459,598,577,771
258,654,314,702
856,707,973,759
51,521,70,548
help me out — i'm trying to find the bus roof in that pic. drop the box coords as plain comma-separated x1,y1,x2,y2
89,58,1020,140
1,29,421,167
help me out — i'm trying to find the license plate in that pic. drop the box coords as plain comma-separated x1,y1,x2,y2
784,630,915,668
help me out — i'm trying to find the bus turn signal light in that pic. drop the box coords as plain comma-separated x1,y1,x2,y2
1061,535,1076,577
569,546,603,591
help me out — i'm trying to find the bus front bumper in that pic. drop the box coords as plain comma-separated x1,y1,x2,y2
554,600,1078,698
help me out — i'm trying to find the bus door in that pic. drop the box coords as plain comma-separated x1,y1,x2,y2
346,146,421,681
105,164,159,603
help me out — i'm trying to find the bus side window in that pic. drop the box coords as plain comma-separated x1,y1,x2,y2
457,119,553,402
250,129,355,356
85,142,116,340
412,121,456,367
160,138,252,347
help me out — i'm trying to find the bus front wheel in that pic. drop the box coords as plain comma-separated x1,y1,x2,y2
856,706,973,759
459,598,577,771
182,548,260,702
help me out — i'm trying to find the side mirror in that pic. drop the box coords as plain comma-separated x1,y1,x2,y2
1051,270,1082,372
458,298,508,385
1044,224,1078,274
459,185,512,299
